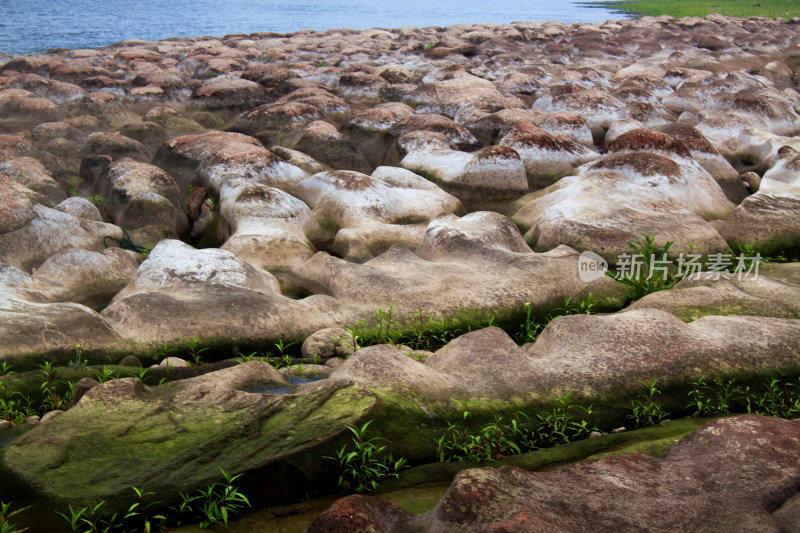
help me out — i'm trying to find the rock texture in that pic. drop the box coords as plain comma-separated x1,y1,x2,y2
308,415,800,532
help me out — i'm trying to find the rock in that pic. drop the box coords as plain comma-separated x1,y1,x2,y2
0,157,67,207
70,377,100,406
741,171,761,193
534,88,627,140
100,239,353,346
0,135,32,162
774,493,800,533
293,169,463,242
30,247,140,310
119,355,142,367
324,358,345,369
289,212,620,329
589,431,603,438
52,197,103,222
0,201,123,271
270,145,331,175
90,158,189,240
306,495,414,533
1,362,381,515
185,187,208,222
40,410,64,424
24,415,40,425
158,357,188,368
301,328,355,358
153,131,308,196
399,132,528,211
720,145,800,255
0,420,11,431
218,178,318,270
507,129,736,264
80,132,149,162
498,121,599,190
654,123,748,203
628,263,800,322
189,77,268,109
287,121,371,173
311,415,800,532
611,427,626,434
403,73,524,119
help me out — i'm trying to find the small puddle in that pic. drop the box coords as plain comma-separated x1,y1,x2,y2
245,374,329,395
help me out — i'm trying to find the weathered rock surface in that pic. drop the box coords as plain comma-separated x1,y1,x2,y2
288,211,621,325
154,131,308,195
86,158,189,240
308,415,800,532
100,239,353,347
507,128,736,263
0,362,380,514
218,178,319,270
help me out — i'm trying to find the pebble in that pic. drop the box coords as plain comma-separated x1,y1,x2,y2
40,410,65,424
0,420,11,431
25,415,41,425
589,431,603,439
611,426,626,434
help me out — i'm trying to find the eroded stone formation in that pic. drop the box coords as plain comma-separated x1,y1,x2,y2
1,13,800,532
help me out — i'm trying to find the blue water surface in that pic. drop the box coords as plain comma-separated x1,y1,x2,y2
0,0,624,54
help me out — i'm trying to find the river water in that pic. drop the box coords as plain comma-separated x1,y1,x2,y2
0,0,625,54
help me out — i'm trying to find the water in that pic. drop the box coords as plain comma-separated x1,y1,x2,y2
245,373,329,395
0,0,624,55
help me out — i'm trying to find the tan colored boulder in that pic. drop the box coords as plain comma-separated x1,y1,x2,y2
153,131,308,195
218,178,318,270
399,132,528,211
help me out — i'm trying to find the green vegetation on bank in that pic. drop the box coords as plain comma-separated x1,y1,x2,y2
583,0,800,19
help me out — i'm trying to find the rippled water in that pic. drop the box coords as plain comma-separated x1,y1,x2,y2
0,0,624,55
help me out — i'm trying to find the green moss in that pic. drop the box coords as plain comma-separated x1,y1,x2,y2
584,0,800,19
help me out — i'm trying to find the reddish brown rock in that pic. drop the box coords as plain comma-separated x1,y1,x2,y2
309,415,800,532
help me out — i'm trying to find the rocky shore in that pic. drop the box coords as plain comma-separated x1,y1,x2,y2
1,13,800,532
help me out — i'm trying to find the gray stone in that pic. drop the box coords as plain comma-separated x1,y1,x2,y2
40,410,64,424
118,355,142,368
